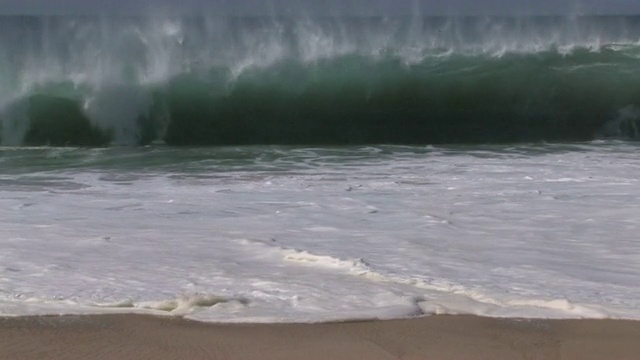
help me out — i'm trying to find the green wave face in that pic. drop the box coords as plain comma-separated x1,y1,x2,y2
2,16,640,146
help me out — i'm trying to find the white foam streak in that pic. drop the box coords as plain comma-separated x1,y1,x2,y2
245,242,621,320
100,294,242,316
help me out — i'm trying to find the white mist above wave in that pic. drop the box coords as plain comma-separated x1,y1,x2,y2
3,15,640,90
1,143,639,322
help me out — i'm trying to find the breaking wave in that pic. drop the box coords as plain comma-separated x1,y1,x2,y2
2,15,640,146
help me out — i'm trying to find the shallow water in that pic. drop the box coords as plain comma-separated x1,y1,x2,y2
1,142,639,322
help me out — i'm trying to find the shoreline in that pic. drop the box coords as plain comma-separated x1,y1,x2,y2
2,314,640,359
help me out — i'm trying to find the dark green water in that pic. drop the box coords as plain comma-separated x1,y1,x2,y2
2,16,640,146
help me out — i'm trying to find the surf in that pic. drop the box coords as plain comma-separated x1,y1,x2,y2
2,15,640,146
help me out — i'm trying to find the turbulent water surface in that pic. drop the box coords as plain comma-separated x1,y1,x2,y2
1,14,640,322
1,143,640,322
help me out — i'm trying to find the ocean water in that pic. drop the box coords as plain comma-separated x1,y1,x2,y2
1,143,640,322
2,15,640,146
1,15,640,322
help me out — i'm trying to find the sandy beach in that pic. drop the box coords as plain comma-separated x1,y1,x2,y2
1,314,639,360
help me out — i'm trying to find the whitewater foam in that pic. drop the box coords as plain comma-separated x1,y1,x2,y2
239,239,623,320
1,141,640,322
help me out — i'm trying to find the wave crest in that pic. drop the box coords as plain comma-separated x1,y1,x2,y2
3,16,640,146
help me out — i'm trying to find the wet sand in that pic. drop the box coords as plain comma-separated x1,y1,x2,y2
1,314,639,360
